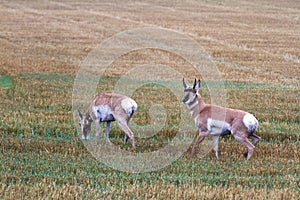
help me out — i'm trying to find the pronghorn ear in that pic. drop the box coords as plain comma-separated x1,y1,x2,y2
194,80,201,91
78,110,83,120
182,78,187,89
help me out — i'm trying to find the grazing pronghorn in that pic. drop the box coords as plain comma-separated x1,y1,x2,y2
182,78,260,160
78,93,138,148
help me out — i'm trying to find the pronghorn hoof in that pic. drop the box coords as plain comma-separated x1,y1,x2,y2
243,152,248,158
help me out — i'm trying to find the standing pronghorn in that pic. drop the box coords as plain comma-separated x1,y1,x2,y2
78,93,138,148
182,78,260,160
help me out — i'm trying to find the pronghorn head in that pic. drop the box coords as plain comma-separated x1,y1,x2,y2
182,78,201,104
78,110,92,140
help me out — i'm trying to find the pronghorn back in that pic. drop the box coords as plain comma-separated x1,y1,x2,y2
89,93,137,119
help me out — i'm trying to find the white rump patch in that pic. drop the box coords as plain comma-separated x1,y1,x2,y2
243,113,259,133
207,118,231,135
121,98,138,117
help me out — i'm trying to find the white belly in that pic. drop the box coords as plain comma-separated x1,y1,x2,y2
92,105,114,122
207,118,231,135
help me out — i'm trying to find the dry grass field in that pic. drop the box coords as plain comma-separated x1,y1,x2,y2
0,0,299,199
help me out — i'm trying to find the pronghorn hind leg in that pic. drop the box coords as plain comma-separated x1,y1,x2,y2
234,134,255,160
190,131,209,159
124,134,129,144
244,139,255,160
124,120,131,144
249,134,261,146
115,119,135,148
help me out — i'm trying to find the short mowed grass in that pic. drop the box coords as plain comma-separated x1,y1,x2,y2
0,74,299,199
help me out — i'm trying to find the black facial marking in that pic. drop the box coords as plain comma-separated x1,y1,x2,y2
184,88,196,93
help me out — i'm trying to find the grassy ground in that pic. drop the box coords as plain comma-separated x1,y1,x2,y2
0,0,299,199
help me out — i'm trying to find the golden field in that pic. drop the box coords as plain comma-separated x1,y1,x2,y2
0,0,299,199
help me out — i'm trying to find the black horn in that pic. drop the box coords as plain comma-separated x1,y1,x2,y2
183,78,187,89
193,78,197,89
78,110,83,120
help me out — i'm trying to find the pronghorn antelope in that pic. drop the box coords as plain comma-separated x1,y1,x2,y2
182,78,260,160
78,93,138,148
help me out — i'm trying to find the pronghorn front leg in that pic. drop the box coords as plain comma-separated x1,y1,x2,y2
95,120,101,141
213,135,220,159
105,121,112,143
190,131,209,159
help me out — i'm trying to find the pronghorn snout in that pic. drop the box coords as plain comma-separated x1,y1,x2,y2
182,96,190,104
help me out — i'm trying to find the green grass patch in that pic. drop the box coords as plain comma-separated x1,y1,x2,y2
0,73,299,199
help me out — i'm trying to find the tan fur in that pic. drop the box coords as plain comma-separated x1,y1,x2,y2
78,93,137,148
182,79,260,160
